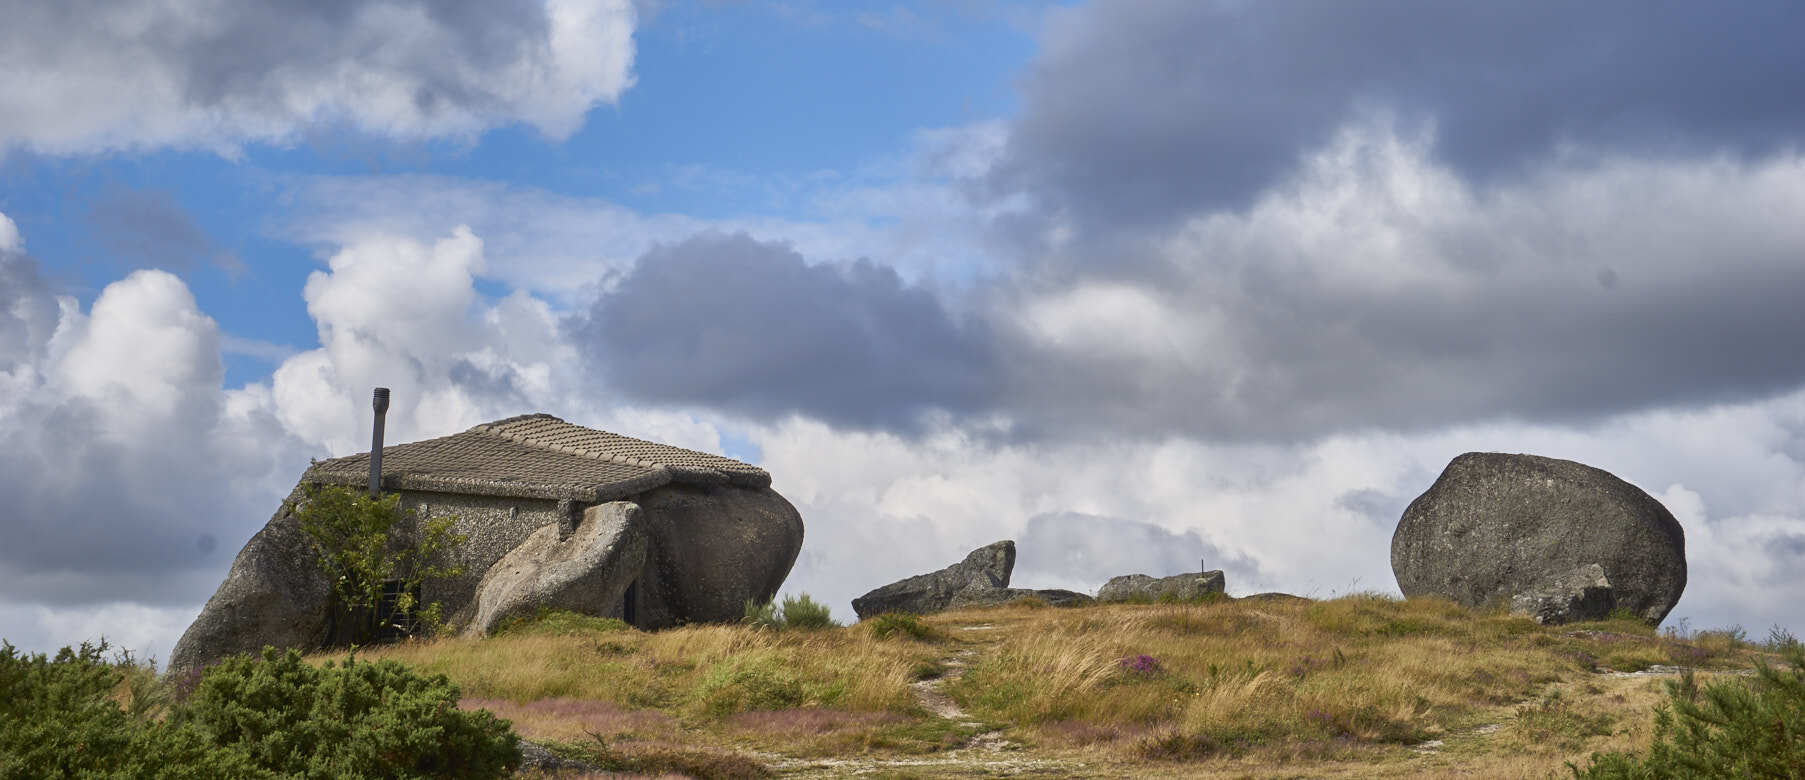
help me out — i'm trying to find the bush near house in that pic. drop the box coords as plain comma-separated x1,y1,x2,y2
291,485,466,643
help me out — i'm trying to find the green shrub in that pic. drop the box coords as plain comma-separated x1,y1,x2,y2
779,594,838,630
174,647,520,778
1570,646,1805,778
742,599,781,630
292,485,465,643
0,641,267,779
741,593,839,630
866,613,939,642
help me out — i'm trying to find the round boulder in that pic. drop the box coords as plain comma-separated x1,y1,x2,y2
1391,452,1686,625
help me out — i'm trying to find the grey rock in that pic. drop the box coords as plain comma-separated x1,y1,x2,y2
517,739,601,774
1097,570,1226,603
1510,563,1616,625
852,541,1015,618
463,502,648,637
1392,452,1686,625
632,483,805,627
169,485,331,672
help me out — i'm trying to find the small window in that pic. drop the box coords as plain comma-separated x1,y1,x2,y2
375,579,424,641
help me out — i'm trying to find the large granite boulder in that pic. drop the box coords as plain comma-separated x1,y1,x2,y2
632,483,804,626
169,487,331,672
462,502,649,636
1097,569,1226,603
1510,563,1616,625
1392,452,1686,625
852,541,1014,618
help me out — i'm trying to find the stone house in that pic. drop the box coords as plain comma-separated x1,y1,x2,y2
171,414,804,670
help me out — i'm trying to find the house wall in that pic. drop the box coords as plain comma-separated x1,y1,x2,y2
397,491,568,621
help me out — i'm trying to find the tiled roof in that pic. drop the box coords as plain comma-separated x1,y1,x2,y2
304,414,770,502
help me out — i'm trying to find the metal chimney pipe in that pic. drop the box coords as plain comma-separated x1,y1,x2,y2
369,387,390,496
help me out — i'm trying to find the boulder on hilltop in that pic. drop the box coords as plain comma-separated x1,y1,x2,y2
1391,452,1685,625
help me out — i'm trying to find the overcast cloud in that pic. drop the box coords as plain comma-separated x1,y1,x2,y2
989,0,1805,233
0,0,637,155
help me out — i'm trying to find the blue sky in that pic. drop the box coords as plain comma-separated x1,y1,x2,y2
4,0,1805,661
2,1,1038,387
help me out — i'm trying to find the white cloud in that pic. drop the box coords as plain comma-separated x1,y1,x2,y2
269,225,729,456
0,0,637,156
0,233,310,639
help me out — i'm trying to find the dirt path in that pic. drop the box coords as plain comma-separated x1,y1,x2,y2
769,623,1091,777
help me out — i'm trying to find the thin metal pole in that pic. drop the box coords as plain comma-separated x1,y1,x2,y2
369,387,389,496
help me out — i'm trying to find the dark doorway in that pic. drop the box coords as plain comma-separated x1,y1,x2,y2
622,580,639,627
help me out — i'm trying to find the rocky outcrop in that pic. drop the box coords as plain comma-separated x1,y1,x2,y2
1392,452,1686,625
461,502,648,637
169,487,331,672
1097,569,1226,603
852,541,1015,618
1510,564,1616,625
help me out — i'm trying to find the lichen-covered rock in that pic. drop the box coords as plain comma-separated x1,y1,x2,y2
1392,452,1686,625
1510,563,1616,625
169,486,330,672
1097,569,1226,603
852,541,1015,618
462,502,648,636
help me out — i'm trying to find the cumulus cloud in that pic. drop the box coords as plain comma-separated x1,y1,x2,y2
990,0,1805,231
0,224,309,618
569,232,995,432
0,0,637,156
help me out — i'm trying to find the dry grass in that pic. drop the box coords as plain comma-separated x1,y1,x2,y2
305,599,1778,778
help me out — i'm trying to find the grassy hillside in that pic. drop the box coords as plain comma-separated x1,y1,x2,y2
316,595,1784,779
